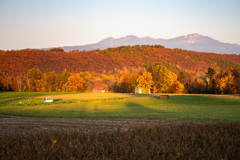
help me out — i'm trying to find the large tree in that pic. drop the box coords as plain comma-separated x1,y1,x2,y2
205,67,216,93
137,72,153,93
205,67,216,80
26,68,42,92
188,78,206,94
41,71,56,92
148,64,175,93
116,73,138,93
62,73,86,92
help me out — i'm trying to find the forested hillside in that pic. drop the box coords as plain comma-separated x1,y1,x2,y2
0,45,240,93
1,45,240,77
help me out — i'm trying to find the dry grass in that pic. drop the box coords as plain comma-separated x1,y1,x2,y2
34,93,158,100
34,93,240,100
1,122,239,159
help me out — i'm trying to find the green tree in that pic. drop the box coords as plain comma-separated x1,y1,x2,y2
148,64,174,93
206,67,216,80
205,67,216,93
48,47,64,52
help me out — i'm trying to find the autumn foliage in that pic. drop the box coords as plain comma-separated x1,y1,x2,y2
62,73,85,92
137,72,153,93
0,45,240,93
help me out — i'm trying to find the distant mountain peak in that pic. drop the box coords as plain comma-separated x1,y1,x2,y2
176,33,212,44
45,33,240,54
98,37,115,44
185,33,201,37
184,33,201,41
122,35,140,41
125,35,139,39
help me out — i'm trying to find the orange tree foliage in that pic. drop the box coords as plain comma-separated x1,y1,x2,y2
137,72,153,93
148,64,176,93
214,68,239,94
1,46,240,79
62,73,86,92
26,68,43,92
188,78,207,94
0,76,17,91
232,68,240,93
41,71,57,92
215,76,230,94
1,66,240,94
116,73,139,93
169,80,184,93
1,45,240,93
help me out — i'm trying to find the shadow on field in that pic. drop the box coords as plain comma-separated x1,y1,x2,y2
128,93,160,99
125,102,159,115
78,103,88,116
0,98,23,104
53,99,62,102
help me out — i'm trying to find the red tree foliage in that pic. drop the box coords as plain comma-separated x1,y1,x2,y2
0,46,240,93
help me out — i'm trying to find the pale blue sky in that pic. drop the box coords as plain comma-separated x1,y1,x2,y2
0,0,240,50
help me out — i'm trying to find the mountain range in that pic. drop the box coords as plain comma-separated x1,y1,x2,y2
45,33,240,54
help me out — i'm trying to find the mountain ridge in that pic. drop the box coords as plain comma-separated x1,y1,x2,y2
43,33,240,54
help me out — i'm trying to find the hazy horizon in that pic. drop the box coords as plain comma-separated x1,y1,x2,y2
0,0,240,50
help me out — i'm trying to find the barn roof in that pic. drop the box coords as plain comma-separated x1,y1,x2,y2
92,86,106,90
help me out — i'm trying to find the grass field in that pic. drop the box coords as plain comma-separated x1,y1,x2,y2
1,92,240,159
0,92,240,121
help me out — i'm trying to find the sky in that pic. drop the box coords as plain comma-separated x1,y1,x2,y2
0,0,240,50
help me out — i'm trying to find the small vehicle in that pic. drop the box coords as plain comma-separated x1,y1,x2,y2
44,97,53,102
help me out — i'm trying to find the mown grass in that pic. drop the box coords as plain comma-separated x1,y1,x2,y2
0,92,240,121
0,91,80,99
0,92,156,106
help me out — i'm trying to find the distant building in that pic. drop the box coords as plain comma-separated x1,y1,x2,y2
92,86,107,93
135,86,142,94
135,86,151,94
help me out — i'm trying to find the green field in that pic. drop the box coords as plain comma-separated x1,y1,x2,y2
0,92,240,121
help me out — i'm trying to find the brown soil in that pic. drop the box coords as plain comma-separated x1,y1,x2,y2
0,114,204,136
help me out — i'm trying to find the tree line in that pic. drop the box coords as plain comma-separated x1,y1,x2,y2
1,45,240,80
1,64,239,94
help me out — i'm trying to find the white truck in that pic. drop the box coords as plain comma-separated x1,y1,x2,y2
44,97,53,102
